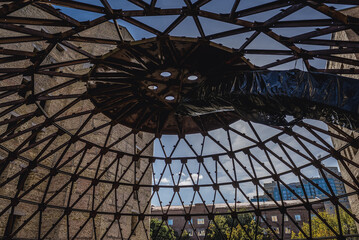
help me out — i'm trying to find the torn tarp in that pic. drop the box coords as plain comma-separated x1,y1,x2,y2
177,70,359,131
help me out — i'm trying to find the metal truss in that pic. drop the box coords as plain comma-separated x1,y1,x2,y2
0,0,358,239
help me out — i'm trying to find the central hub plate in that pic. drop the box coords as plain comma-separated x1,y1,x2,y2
87,37,251,134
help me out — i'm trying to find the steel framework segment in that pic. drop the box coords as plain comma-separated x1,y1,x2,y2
0,0,358,240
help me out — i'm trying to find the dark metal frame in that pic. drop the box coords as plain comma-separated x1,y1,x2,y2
0,1,359,239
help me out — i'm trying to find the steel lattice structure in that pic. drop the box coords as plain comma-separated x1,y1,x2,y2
0,0,359,239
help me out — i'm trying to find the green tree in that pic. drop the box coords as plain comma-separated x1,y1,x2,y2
150,218,176,240
291,209,358,239
207,213,271,240
174,229,190,240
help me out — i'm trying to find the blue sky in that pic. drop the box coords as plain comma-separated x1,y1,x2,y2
151,119,339,206
53,0,352,206
56,1,355,70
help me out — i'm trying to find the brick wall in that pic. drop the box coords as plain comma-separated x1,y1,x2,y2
0,4,153,239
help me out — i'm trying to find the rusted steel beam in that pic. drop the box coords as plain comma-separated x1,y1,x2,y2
243,49,292,55
0,23,53,39
271,19,341,28
150,0,157,10
60,41,95,59
199,10,253,28
292,39,359,48
193,0,212,8
127,0,151,10
289,25,349,42
162,14,186,35
36,70,84,78
229,0,241,19
206,26,251,40
60,15,109,39
0,55,29,64
120,8,182,17
0,16,71,26
305,0,359,34
316,68,359,74
0,0,35,16
34,2,81,27
100,0,114,15
0,68,27,73
322,0,359,3
38,58,91,70
39,0,106,14
233,0,292,18
67,36,119,45
310,48,359,55
259,56,298,69
0,2,358,240
0,36,42,44
121,16,161,36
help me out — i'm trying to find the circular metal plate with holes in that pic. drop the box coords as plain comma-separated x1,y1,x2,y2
87,37,250,134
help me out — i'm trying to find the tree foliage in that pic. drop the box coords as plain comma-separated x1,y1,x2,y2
175,229,190,240
291,209,358,239
150,218,176,240
207,213,271,240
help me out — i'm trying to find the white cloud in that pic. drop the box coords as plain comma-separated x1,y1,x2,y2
161,177,170,184
179,173,203,185
155,177,170,184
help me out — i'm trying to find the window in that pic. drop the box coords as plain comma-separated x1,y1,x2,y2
82,62,92,69
135,146,141,170
48,57,59,76
273,227,280,234
188,219,193,224
40,26,49,33
285,227,291,234
32,43,42,52
295,214,301,221
168,219,173,226
261,215,266,222
271,215,278,222
197,218,204,224
6,115,18,135
56,43,65,52
4,214,21,236
198,229,205,236
134,180,139,200
284,215,288,222
133,190,138,200
188,230,193,236
136,146,141,154
131,215,137,235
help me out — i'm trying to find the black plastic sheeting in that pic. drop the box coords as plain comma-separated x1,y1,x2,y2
177,70,359,131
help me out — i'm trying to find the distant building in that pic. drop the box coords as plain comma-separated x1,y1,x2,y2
250,196,270,202
252,166,350,212
151,200,325,240
318,166,348,199
270,178,337,200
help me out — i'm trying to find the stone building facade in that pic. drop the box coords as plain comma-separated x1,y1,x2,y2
327,6,359,231
0,4,153,239
152,200,325,240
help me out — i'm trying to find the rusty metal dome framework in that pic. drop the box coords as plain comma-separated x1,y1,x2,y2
0,0,359,239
